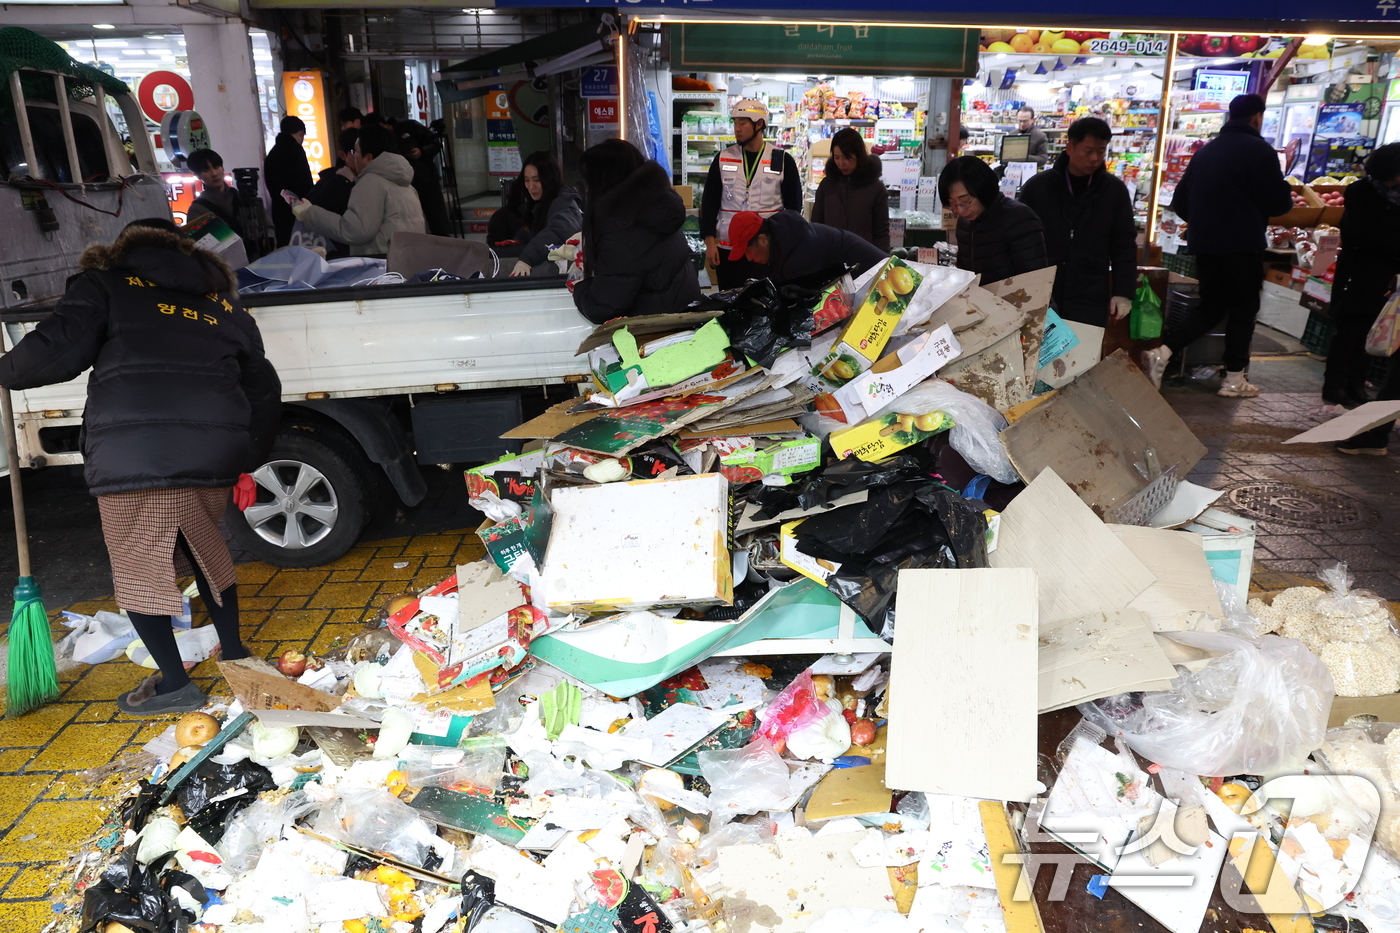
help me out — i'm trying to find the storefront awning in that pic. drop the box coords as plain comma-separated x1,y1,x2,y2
438,18,617,102
492,0,1400,36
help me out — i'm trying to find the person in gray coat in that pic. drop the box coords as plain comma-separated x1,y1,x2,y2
290,124,425,257
811,128,891,250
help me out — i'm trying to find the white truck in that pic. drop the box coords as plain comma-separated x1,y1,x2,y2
2,45,592,569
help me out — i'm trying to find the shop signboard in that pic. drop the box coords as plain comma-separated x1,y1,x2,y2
281,72,332,176
136,71,194,125
677,24,979,78
981,29,1169,56
486,86,522,177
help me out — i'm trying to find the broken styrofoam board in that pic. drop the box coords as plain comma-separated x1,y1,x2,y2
1283,400,1400,445
716,830,893,932
1038,608,1178,713
1110,525,1224,632
938,329,1029,412
987,468,1156,627
886,568,1038,802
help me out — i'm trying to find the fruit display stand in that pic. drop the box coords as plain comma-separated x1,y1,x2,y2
1269,182,1325,227
1310,183,1348,226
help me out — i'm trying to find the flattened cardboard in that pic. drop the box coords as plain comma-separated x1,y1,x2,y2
987,468,1156,627
805,763,892,820
217,658,379,728
1038,608,1178,712
923,284,1026,359
886,568,1038,802
1283,400,1400,444
679,418,802,441
999,351,1207,519
939,329,1029,412
613,318,731,389
1109,525,1224,632
575,309,724,354
1329,692,1400,727
501,399,603,440
1037,320,1104,390
455,561,527,636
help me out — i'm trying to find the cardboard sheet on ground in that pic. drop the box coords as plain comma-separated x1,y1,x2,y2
886,568,1038,802
987,468,1156,627
1038,608,1178,712
219,658,379,728
1283,400,1400,444
717,831,894,932
806,763,892,820
1110,525,1224,632
999,351,1207,521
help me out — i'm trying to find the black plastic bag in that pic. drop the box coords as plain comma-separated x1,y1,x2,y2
79,850,186,933
691,275,829,368
918,487,990,569
121,779,163,833
461,869,497,932
174,759,275,844
795,483,924,562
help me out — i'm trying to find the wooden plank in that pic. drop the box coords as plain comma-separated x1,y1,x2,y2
980,800,1045,933
988,468,1156,627
886,568,1039,802
1110,525,1224,632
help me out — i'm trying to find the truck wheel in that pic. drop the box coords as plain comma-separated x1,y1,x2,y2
225,426,372,568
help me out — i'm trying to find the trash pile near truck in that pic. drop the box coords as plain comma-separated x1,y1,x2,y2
69,261,1400,933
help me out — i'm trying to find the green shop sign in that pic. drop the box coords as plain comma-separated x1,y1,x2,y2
677,23,980,78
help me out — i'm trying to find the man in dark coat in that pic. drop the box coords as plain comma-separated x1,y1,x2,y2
1143,94,1292,397
731,209,887,284
264,115,315,247
398,120,453,238
1019,117,1138,328
1015,107,1050,168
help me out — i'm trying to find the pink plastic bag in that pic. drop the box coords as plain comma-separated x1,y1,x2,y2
754,670,827,753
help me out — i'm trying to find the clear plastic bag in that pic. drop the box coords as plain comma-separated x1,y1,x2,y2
874,379,1016,484
1079,629,1334,777
400,738,508,793
216,790,319,875
698,738,794,824
1315,722,1400,864
892,265,978,337
308,787,436,866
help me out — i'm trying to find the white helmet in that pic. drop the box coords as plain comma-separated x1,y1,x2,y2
730,98,769,124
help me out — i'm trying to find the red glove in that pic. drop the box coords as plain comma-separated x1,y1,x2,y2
233,473,257,511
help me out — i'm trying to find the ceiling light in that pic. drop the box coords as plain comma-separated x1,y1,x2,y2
93,23,115,29
120,49,147,55
1085,56,1104,64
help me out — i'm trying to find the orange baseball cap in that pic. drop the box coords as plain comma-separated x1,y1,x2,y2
727,211,764,261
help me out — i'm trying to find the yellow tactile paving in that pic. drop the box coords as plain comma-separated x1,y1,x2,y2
0,530,475,930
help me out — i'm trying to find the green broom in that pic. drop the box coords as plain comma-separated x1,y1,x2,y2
1,387,58,716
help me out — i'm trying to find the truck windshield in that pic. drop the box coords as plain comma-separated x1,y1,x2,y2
1,105,108,182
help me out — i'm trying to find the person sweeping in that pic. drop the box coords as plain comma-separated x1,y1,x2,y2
0,219,281,715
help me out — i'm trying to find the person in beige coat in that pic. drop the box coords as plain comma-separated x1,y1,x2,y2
290,124,425,256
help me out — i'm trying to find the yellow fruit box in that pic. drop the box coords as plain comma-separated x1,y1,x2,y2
830,409,954,462
837,257,924,363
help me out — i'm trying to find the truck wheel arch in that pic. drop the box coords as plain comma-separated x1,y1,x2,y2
285,398,428,507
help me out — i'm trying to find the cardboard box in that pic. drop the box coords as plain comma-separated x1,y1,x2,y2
716,435,822,484
1301,276,1333,315
1264,267,1293,289
829,409,953,461
823,324,962,424
832,257,924,363
673,184,695,209
476,487,552,574
1181,508,1256,609
544,473,733,612
779,519,839,585
183,212,249,270
1328,693,1400,728
464,450,544,503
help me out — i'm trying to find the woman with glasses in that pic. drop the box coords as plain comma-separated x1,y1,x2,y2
938,156,1048,282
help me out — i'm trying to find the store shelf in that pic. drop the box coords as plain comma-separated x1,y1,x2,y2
673,91,725,101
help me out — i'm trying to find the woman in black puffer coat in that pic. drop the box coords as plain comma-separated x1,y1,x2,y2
572,139,701,324
939,155,1048,283
0,219,281,716
812,128,890,250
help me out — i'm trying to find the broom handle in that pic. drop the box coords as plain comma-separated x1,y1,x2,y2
0,387,31,580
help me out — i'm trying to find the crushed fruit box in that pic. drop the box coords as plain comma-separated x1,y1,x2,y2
464,449,544,503
837,257,924,363
830,409,954,461
716,436,823,484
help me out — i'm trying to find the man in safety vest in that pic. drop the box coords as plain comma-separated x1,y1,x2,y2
700,98,803,289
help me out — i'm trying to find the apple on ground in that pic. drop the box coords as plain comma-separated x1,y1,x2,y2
278,650,308,677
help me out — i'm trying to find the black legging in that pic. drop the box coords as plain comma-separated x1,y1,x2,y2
126,534,249,694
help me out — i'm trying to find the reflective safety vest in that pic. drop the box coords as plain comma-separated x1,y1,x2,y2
715,142,786,248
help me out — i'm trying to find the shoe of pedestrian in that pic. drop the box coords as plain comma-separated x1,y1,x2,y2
1217,371,1260,398
1140,346,1172,389
117,675,207,715
1335,442,1388,456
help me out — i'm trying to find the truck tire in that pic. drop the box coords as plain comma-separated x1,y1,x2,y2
225,424,374,568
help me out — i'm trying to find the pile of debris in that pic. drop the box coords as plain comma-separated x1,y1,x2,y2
71,260,1400,933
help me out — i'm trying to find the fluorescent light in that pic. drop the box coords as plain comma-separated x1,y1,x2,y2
120,49,148,55
93,23,115,29
995,53,1007,60
1086,56,1104,64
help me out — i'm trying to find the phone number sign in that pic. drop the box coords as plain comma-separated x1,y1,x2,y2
1087,35,1171,55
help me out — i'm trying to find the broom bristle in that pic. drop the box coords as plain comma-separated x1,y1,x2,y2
6,598,59,717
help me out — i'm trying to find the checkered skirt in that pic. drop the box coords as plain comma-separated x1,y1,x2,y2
97,487,238,616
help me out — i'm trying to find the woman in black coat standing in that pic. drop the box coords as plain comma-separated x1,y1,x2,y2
0,220,282,715
939,155,1048,282
811,128,890,250
572,139,701,324
1323,144,1400,410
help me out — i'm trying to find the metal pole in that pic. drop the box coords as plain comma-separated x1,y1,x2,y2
8,71,41,180
53,75,83,185
94,85,120,177
1143,34,1179,264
